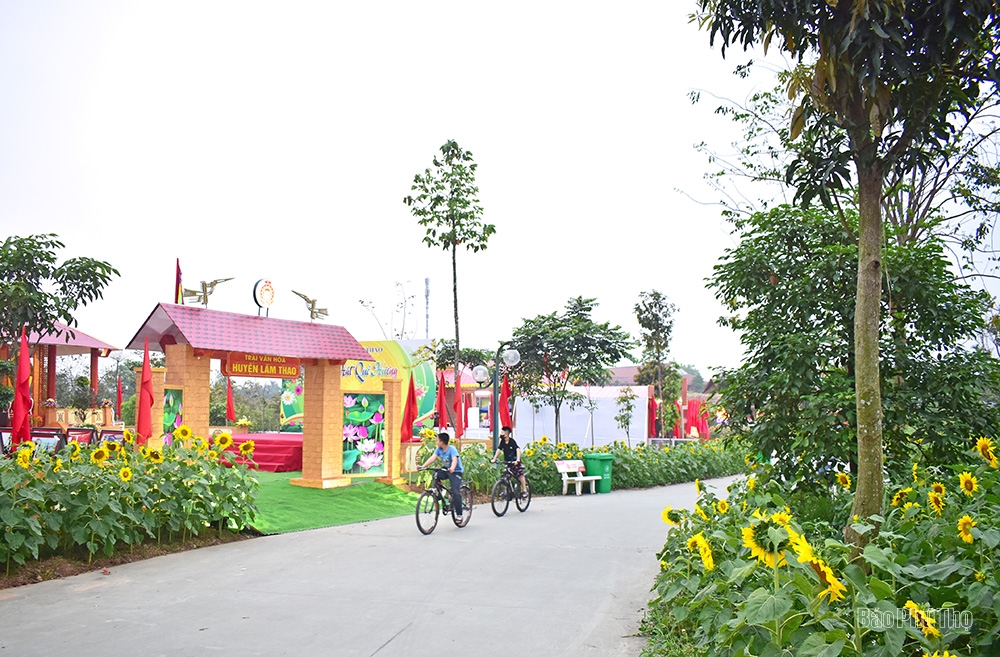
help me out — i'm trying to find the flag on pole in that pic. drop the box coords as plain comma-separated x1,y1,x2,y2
498,375,513,429
136,337,153,445
115,375,123,420
226,376,237,423
435,371,448,429
401,374,419,443
453,369,465,440
11,326,32,446
175,258,183,304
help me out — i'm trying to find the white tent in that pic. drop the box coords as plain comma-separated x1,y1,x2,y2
513,385,650,448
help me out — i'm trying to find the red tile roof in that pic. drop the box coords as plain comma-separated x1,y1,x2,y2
126,304,371,361
28,322,117,355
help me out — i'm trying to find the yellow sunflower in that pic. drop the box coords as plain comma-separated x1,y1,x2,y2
695,504,709,521
809,558,846,602
524,448,535,457
193,437,208,453
207,450,218,460
771,510,792,527
742,519,788,569
928,491,945,516
912,462,920,482
747,475,755,491
67,440,81,460
16,450,31,469
717,499,729,514
139,446,149,459
959,472,978,497
686,532,714,571
539,435,549,444
214,432,234,450
958,515,976,543
119,467,133,482
904,600,941,638
147,449,164,464
20,440,35,452
123,428,135,444
695,479,702,495
930,481,945,496
975,571,986,583
239,440,255,457
788,527,814,563
835,472,851,490
104,440,121,455
891,487,913,507
662,505,681,526
53,458,63,473
174,425,193,442
975,437,998,467
90,447,109,465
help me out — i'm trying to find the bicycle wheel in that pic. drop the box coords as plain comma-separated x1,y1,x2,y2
491,478,511,517
415,490,439,535
515,477,532,512
453,485,473,527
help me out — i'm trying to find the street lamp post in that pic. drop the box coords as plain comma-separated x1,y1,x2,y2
491,342,520,452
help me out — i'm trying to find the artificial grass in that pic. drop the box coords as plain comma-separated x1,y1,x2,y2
251,471,421,535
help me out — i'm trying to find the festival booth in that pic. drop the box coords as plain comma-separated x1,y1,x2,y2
126,303,392,489
0,323,118,431
278,339,438,477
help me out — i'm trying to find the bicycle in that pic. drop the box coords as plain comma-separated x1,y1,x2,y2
490,461,531,517
415,467,473,535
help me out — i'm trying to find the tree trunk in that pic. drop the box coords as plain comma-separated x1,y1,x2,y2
845,166,885,548
554,403,562,443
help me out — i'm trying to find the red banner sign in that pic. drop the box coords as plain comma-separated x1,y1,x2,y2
224,353,300,379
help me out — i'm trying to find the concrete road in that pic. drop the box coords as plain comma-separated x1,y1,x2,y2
0,476,736,657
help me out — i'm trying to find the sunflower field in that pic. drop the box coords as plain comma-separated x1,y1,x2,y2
647,437,1000,657
1,427,259,574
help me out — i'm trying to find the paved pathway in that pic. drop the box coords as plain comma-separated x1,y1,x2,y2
0,476,737,657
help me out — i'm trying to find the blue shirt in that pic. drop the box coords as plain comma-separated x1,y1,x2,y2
434,445,463,473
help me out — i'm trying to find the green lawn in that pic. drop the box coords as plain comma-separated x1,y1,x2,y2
251,472,420,534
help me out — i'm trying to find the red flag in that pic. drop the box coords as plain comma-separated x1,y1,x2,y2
435,370,448,428
498,375,513,429
11,326,32,446
115,375,123,420
647,395,657,438
175,258,183,304
453,369,465,440
136,337,153,445
226,376,237,423
401,374,419,443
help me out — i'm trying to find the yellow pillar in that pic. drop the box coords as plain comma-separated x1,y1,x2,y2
376,377,404,485
291,359,351,489
163,343,211,440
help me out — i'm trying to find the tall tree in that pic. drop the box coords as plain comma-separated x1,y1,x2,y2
405,141,495,383
0,234,119,352
695,0,1000,544
511,297,634,441
634,290,677,437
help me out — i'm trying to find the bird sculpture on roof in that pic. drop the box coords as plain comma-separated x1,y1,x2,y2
292,290,328,322
182,278,234,307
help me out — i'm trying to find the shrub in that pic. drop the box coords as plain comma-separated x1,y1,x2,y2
1,430,258,573
649,437,1000,656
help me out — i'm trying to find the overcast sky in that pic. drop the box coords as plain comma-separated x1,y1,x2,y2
0,1,782,376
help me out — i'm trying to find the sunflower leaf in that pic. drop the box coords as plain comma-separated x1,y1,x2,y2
743,587,792,625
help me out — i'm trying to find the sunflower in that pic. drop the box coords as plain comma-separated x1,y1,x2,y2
239,440,255,457
104,440,121,455
717,499,729,514
539,435,549,444
958,515,976,543
959,472,978,497
930,481,945,496
68,440,81,460
788,528,814,563
119,467,133,482
809,558,847,602
975,437,998,467
891,487,913,507
16,450,31,469
20,440,35,452
771,510,792,527
139,446,149,459
686,532,714,571
123,428,135,444
214,432,234,450
912,462,920,482
695,479,702,495
90,447,109,465
904,600,941,638
207,450,218,460
662,505,682,526
975,571,986,583
695,504,709,522
927,492,945,516
747,476,755,491
147,449,164,464
835,472,852,490
193,437,208,453
524,448,535,457
742,519,788,569
53,458,63,472
175,425,193,442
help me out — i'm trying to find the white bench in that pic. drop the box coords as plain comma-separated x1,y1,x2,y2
555,460,602,496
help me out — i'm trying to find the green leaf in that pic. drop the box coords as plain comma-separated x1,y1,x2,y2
743,587,792,625
868,576,894,601
796,633,845,657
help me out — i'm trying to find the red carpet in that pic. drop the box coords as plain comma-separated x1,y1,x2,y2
229,433,302,472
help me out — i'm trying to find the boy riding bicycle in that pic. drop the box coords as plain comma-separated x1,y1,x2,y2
490,426,528,498
421,432,464,518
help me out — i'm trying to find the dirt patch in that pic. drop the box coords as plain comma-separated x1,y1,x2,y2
0,530,256,591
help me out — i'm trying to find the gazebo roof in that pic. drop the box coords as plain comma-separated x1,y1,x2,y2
126,303,371,362
28,322,118,356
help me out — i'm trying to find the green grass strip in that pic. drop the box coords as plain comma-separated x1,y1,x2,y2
251,471,420,535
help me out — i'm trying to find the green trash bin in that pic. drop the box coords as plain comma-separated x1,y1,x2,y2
583,452,615,493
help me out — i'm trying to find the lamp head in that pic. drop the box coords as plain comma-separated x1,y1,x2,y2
501,348,521,367
472,365,490,384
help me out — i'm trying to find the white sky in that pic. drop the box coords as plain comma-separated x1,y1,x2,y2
0,1,782,376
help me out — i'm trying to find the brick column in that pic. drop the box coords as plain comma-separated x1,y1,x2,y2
376,377,404,485
163,343,211,440
134,367,167,448
292,360,350,489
